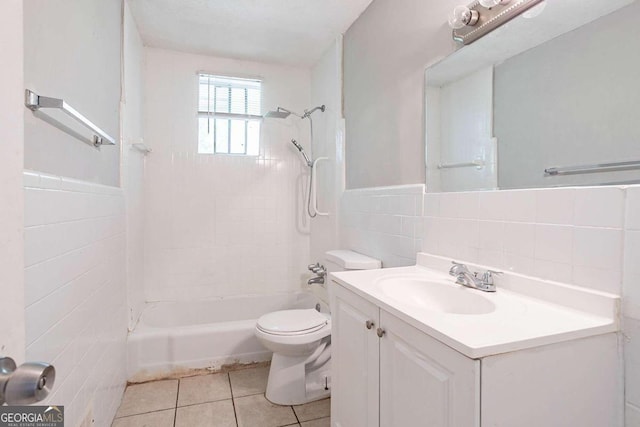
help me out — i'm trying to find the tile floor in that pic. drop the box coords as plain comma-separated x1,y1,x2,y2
112,366,330,427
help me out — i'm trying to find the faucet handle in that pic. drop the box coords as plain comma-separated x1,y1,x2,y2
312,265,326,275
449,261,468,276
481,269,503,284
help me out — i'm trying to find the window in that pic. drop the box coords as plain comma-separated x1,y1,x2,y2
198,74,262,155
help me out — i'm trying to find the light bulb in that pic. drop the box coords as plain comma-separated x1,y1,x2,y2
479,0,510,8
522,1,546,19
448,5,479,29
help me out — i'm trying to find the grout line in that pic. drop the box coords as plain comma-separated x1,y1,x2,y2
113,407,176,420
25,225,125,269
228,373,239,427
291,403,300,425
230,391,268,399
299,414,331,423
24,213,124,231
173,380,180,427
24,212,124,229
176,397,235,409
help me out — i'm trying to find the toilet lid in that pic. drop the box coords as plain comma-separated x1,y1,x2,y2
257,309,328,335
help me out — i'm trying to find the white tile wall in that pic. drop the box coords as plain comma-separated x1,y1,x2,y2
626,317,640,420
625,187,640,424
340,184,425,267
24,170,127,427
423,187,625,294
625,231,640,317
143,48,312,301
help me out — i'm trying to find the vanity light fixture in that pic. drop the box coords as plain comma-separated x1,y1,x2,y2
448,5,480,29
450,0,545,45
478,0,511,8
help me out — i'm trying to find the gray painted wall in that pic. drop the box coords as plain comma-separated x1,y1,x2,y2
0,0,25,361
495,2,640,189
24,0,122,187
343,0,460,189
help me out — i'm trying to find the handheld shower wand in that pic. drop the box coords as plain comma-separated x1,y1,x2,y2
290,139,312,167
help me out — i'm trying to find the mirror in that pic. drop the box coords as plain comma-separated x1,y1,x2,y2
425,0,640,192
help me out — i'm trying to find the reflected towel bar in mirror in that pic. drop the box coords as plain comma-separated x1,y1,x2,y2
24,89,117,148
544,160,640,176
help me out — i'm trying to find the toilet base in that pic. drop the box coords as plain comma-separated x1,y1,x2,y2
265,347,331,405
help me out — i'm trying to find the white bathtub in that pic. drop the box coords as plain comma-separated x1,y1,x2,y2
127,292,322,381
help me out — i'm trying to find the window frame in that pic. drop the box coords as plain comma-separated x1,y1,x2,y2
197,73,263,156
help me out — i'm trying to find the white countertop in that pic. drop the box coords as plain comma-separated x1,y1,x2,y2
329,253,619,359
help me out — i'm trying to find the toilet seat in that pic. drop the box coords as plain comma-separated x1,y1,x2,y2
257,309,328,336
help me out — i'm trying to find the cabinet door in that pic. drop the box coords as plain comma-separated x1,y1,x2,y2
330,283,380,427
379,311,480,427
481,333,620,427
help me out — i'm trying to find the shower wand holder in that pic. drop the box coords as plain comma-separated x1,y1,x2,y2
311,157,330,216
0,356,55,405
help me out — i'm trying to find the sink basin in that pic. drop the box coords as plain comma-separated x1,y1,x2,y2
375,277,496,315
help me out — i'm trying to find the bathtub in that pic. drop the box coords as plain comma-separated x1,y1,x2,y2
127,292,322,382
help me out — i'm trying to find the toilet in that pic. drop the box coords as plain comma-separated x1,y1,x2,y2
255,249,381,405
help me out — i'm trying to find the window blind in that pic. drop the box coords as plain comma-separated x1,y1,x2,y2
198,74,262,155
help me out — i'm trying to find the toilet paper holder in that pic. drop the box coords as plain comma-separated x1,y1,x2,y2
0,356,55,405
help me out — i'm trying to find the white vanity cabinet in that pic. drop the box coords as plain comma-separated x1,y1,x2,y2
331,281,380,427
330,281,620,427
331,283,480,427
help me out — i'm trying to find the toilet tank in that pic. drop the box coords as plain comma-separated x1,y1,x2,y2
324,250,381,273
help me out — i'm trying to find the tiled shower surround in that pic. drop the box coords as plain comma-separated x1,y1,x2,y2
142,48,312,302
23,170,128,427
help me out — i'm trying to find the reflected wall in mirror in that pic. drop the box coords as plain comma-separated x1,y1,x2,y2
425,0,640,192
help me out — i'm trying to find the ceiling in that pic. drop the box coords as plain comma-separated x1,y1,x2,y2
129,0,373,67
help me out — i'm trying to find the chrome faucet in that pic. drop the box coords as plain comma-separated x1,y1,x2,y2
307,263,326,285
449,261,501,292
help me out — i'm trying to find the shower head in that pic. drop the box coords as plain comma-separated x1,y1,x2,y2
264,107,303,119
264,108,291,119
